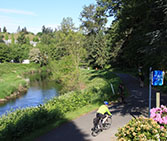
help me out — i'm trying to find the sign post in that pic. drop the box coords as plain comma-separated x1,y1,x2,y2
110,83,115,95
149,70,165,117
156,92,160,108
148,67,152,118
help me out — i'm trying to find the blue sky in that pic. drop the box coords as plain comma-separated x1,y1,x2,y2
0,0,96,34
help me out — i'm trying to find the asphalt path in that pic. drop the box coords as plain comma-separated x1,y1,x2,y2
36,73,167,141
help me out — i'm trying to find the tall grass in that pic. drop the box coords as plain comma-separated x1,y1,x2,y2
0,63,41,99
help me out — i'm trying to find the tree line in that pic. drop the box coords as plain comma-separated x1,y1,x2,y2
0,0,166,92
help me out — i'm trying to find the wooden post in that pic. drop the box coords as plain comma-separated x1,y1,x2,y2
156,92,160,108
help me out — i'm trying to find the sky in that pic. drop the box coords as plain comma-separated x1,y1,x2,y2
0,0,96,34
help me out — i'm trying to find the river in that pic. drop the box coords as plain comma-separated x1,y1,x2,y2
0,72,60,116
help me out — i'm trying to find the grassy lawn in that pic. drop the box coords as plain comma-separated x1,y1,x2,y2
0,63,41,99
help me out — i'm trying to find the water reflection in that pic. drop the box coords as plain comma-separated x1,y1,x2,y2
0,72,59,116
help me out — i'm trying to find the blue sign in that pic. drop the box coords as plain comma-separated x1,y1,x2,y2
152,70,164,86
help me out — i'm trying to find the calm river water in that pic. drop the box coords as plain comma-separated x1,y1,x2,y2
0,73,60,116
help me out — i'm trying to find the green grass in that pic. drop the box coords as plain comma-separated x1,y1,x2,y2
0,67,123,140
0,63,41,99
19,68,122,141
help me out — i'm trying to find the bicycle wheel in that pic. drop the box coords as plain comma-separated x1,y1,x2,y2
91,128,100,137
103,117,112,130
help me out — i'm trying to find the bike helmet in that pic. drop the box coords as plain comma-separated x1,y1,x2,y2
104,101,109,105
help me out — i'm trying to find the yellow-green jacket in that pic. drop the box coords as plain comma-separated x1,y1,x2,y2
97,105,112,116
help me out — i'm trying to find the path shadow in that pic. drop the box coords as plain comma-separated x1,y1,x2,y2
109,73,167,118
36,121,91,141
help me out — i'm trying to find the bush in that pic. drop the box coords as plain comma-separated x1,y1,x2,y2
0,86,107,140
115,116,167,140
150,105,167,129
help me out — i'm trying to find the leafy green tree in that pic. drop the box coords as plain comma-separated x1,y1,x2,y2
84,31,109,68
10,44,30,63
96,0,167,69
0,43,11,62
40,34,54,45
80,4,106,35
17,32,27,45
29,47,48,66
60,17,75,34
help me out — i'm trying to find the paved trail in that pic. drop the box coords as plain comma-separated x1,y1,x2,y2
36,73,167,141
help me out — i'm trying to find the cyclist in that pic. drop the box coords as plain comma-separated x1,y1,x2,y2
138,66,144,87
92,101,112,131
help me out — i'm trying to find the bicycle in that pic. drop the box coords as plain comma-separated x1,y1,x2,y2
91,115,112,137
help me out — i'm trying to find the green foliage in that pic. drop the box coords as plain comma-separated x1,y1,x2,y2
0,63,40,99
49,55,77,93
0,35,4,43
84,31,110,69
11,34,15,44
60,17,75,34
32,36,39,42
29,48,41,63
0,43,12,62
10,44,30,63
115,116,167,140
96,0,167,70
80,4,106,35
17,32,27,45
4,34,8,40
0,68,121,140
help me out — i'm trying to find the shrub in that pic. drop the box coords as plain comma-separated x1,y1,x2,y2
115,116,167,140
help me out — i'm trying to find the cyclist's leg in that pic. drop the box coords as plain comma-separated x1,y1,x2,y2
96,113,104,129
102,113,108,123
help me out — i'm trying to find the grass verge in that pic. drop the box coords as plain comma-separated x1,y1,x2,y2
19,104,99,141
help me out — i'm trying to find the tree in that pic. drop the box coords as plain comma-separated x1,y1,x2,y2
21,27,28,34
96,0,167,69
17,26,21,33
17,32,27,45
10,44,30,63
42,25,53,34
0,43,11,62
29,47,48,66
60,17,75,33
29,48,41,63
3,27,7,33
80,4,107,35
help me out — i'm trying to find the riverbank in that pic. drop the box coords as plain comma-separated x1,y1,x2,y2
0,68,123,140
0,63,43,103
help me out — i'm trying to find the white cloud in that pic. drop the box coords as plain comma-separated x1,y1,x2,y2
0,8,37,16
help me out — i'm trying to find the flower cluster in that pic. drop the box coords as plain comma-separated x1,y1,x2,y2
115,116,167,140
150,105,167,128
